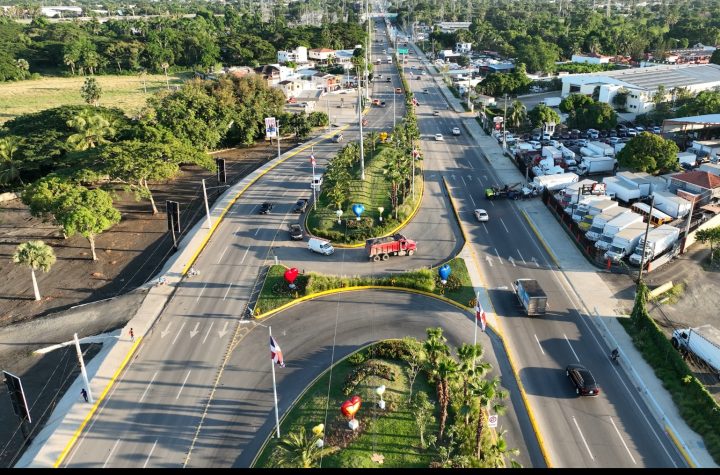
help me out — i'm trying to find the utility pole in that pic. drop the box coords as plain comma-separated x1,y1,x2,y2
201,179,212,229
357,68,366,180
365,0,370,101
276,121,281,161
502,93,508,149
636,196,655,284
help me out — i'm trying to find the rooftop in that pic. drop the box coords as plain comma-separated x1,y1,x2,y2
671,171,720,190
582,64,720,91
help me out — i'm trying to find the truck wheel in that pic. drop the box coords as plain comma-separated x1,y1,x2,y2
373,255,381,262
382,253,390,261
670,337,679,349
408,250,415,256
398,250,406,256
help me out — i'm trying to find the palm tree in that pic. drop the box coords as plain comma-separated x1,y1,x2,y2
365,131,380,155
470,375,508,459
66,110,116,151
457,344,490,424
273,426,338,468
434,356,459,441
481,430,521,468
0,136,24,186
12,241,56,301
507,100,527,131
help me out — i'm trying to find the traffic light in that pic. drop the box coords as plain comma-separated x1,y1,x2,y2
216,158,226,184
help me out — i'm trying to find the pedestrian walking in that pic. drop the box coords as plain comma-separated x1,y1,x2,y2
130,328,135,342
81,388,88,403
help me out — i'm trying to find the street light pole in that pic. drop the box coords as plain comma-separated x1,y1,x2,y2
636,196,655,284
276,121,281,161
358,67,366,180
502,93,508,149
201,179,212,229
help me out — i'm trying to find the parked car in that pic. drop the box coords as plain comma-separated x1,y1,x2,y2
395,87,402,93
259,202,274,214
386,77,392,82
651,126,662,134
608,137,621,145
635,125,645,132
293,199,308,213
527,140,542,150
627,128,638,137
570,129,581,139
423,88,429,93
308,237,334,255
474,209,489,222
434,133,444,141
452,127,461,136
608,130,618,138
433,110,440,116
531,133,542,141
576,138,589,147
566,364,600,396
560,131,571,140
587,129,599,139
289,223,303,240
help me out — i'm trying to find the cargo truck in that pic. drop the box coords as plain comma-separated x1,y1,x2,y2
557,179,599,207
671,325,720,375
577,156,617,176
513,279,547,316
571,198,618,222
365,233,417,261
530,172,579,192
651,191,692,219
541,97,562,107
586,141,615,157
564,195,606,217
603,176,642,204
594,212,644,250
628,224,680,265
603,222,648,262
584,208,631,240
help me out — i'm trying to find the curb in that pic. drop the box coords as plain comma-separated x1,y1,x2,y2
519,209,561,269
665,425,696,468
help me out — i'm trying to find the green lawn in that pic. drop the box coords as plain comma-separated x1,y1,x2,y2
254,353,439,468
306,143,423,244
0,73,190,124
433,257,476,308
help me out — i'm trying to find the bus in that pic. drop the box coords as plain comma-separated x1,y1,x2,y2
631,202,673,226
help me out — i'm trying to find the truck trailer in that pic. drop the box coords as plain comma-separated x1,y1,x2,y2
513,279,547,316
571,198,618,222
603,222,648,261
651,191,692,219
603,176,643,204
584,208,632,241
530,172,579,192
594,212,644,250
628,224,680,265
671,325,720,375
577,156,617,176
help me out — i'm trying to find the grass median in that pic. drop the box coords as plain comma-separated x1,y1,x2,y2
253,257,474,317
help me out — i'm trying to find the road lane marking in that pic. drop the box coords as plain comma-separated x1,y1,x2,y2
484,254,493,267
202,322,214,344
143,440,158,468
610,416,637,464
176,370,192,400
499,217,509,233
254,227,261,236
189,322,200,338
517,249,526,265
103,440,120,468
494,248,503,264
564,333,580,362
482,222,488,234
139,372,158,403
223,282,233,300
241,247,250,264
534,334,545,355
572,416,595,460
531,256,540,267
217,246,229,264
195,283,208,303
508,256,516,267
160,323,172,339
218,321,230,338
172,322,186,346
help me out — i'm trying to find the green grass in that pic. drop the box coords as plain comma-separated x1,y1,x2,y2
433,257,476,308
652,282,686,305
0,73,191,124
306,143,423,244
253,353,438,468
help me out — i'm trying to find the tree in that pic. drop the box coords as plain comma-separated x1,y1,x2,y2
57,188,120,260
514,36,559,73
80,77,102,106
695,226,720,264
402,336,426,401
12,241,56,301
0,136,24,187
617,132,679,173
469,375,508,460
507,100,527,130
434,356,459,442
411,391,436,449
711,49,720,66
273,426,338,468
480,430,521,468
456,343,490,424
66,110,116,151
527,104,561,129
612,88,630,110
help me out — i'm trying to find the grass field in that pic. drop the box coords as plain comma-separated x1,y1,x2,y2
254,353,438,468
0,73,190,124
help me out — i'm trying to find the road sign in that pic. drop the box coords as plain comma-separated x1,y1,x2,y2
488,414,498,428
397,48,409,54
493,116,504,123
3,371,31,423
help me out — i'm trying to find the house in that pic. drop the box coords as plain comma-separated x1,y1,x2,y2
277,46,308,65
308,48,336,63
334,49,356,66
311,72,338,91
571,53,613,65
667,170,720,205
223,66,254,79
439,50,461,63
455,42,472,54
479,62,515,74
278,79,305,99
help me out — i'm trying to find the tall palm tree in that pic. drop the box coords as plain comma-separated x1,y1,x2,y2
12,241,56,301
0,136,24,186
365,131,380,155
66,110,116,151
423,327,450,372
273,426,338,468
434,356,459,441
470,375,508,460
507,100,527,131
456,343,490,424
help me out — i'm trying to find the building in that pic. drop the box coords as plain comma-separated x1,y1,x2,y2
435,22,471,33
311,72,338,91
308,48,336,63
439,50,461,63
479,61,515,74
571,53,612,65
277,46,308,65
40,6,82,17
643,44,716,66
278,79,304,99
455,42,472,54
667,171,720,205
333,49,355,67
561,64,720,114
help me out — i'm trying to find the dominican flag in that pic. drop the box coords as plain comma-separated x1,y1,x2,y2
310,154,316,166
270,335,285,367
475,301,488,332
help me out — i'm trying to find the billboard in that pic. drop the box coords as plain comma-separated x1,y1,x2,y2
264,117,278,139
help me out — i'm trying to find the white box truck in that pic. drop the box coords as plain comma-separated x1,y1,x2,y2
530,172,579,192
557,179,598,207
577,156,617,176
677,151,697,168
595,212,644,251
584,208,632,241
604,176,641,203
603,222,648,262
542,146,562,162
587,141,615,157
652,191,691,219
628,224,680,265
541,97,562,107
564,195,605,217
572,198,618,222
671,325,720,375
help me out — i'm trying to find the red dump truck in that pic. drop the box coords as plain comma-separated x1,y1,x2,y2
365,234,417,261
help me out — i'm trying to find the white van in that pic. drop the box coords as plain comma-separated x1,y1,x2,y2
308,238,334,255
310,174,323,190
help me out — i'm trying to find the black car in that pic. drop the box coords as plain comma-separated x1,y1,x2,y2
293,199,308,213
566,364,600,397
560,131,571,140
288,223,303,240
259,202,273,214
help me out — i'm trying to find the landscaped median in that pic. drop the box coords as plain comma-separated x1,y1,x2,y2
253,257,476,318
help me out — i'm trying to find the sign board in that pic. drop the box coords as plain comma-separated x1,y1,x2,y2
264,117,278,139
3,371,31,423
488,414,498,428
493,116,504,123
397,48,409,55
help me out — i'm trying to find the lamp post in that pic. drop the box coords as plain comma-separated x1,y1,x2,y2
377,206,384,222
336,209,343,224
357,66,366,180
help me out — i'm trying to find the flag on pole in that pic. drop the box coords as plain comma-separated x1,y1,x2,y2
310,154,316,166
270,335,285,367
475,301,487,332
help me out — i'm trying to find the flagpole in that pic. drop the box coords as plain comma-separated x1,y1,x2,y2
474,291,479,348
269,326,281,438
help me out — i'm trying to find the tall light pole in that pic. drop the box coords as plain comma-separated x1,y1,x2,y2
364,0,370,101
502,93,508,149
357,66,366,180
636,195,655,284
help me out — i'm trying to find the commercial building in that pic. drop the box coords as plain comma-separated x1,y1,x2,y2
561,64,720,114
435,21,471,33
571,53,613,65
277,46,308,65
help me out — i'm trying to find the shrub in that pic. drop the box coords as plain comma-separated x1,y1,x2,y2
342,360,396,395
347,351,367,365
364,340,412,360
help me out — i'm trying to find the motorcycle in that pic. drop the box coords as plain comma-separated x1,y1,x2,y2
610,348,620,364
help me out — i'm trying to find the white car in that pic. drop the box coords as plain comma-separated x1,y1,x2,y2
474,209,489,222
527,140,542,150
434,133,444,141
452,127,461,136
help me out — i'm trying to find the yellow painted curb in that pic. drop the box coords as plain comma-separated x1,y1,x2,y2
181,126,349,275
520,209,560,269
665,424,696,468
53,337,143,467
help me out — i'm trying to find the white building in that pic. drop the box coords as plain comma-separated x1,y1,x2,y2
277,46,308,65
436,21,471,33
455,42,472,54
40,6,82,17
308,48,336,63
561,64,720,114
571,53,612,65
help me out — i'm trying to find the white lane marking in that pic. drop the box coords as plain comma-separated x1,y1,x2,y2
517,249,526,265
176,370,192,400
189,322,200,338
489,199,495,207
610,416,637,464
564,333,580,362
254,227,261,236
139,372,158,403
223,282,233,300
235,225,242,234
241,247,250,264
218,321,230,338
534,334,545,355
508,256,516,267
495,248,503,264
482,222,489,234
202,322,214,344
195,283,208,303
103,439,120,468
499,218,509,233
217,245,229,264
172,322,186,346
485,254,493,267
468,193,476,207
531,256,540,267
143,440,158,468
160,323,172,339
572,416,595,460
